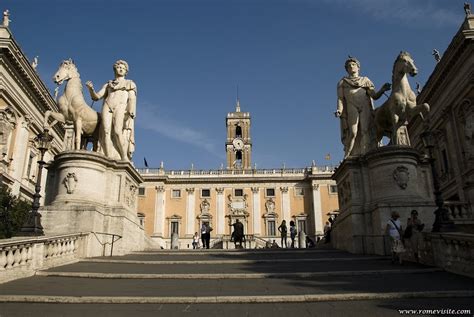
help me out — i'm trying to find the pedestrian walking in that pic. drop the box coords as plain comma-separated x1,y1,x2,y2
404,210,424,262
192,232,200,249
385,211,405,264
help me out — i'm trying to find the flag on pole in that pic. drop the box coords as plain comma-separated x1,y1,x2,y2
144,157,149,168
325,153,331,161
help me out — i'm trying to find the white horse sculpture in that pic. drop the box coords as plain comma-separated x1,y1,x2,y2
374,52,430,145
44,59,100,150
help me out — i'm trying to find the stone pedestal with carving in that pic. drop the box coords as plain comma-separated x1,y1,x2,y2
40,151,146,256
332,146,435,255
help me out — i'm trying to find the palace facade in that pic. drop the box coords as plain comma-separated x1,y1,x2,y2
137,101,339,248
0,25,63,202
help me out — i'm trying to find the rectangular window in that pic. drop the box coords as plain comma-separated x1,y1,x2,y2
234,189,243,197
171,221,179,235
329,185,338,194
295,187,304,196
138,187,145,196
266,188,275,197
268,220,276,236
298,220,306,234
172,189,181,198
441,149,449,173
201,189,211,197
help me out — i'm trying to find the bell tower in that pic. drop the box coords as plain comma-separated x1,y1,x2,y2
226,99,252,169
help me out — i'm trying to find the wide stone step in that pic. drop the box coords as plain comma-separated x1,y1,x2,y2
1,298,473,317
0,272,473,299
97,250,370,261
43,258,430,275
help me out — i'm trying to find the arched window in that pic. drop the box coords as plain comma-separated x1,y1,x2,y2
235,125,242,138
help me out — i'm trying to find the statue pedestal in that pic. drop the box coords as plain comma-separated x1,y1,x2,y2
41,151,146,256
332,146,435,255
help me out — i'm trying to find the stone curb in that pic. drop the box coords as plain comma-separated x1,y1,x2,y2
81,256,389,265
36,268,443,279
136,249,340,255
0,290,472,304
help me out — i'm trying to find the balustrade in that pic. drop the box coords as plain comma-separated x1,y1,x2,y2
0,233,86,283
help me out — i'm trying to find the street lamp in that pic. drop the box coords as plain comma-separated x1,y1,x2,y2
19,128,53,236
420,130,455,232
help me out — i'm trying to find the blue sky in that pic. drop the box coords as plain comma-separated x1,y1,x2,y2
2,0,467,169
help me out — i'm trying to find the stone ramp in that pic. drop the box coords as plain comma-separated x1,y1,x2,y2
0,248,473,315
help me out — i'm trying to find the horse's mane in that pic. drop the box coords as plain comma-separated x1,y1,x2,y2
60,59,79,73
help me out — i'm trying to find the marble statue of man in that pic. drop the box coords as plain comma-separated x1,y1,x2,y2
336,57,391,159
3,10,10,27
86,60,136,161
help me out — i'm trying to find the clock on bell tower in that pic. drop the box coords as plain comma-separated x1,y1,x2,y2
226,99,252,169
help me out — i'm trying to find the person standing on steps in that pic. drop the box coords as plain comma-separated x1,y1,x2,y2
278,220,288,248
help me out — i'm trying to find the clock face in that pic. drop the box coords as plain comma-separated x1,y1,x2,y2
232,138,244,150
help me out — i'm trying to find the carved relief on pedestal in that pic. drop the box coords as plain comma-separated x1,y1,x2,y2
124,178,137,207
338,179,352,207
393,166,410,190
62,172,78,194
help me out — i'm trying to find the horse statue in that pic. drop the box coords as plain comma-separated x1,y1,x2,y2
374,52,430,145
44,59,100,150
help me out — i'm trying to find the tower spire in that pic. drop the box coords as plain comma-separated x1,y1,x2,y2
235,85,241,112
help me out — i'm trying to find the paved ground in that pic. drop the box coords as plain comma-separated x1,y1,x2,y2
0,248,473,316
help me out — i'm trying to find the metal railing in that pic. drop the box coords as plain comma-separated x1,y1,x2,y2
91,232,122,257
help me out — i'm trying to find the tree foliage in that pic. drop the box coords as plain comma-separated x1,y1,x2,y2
0,185,31,239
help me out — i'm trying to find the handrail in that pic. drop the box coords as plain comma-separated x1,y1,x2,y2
91,232,122,256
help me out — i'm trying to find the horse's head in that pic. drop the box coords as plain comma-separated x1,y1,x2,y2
53,59,78,85
395,51,418,77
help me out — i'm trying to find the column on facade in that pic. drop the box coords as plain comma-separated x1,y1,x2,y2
153,186,166,237
280,186,290,222
11,119,29,181
216,187,225,235
312,183,323,234
226,148,232,168
185,188,195,236
251,187,261,235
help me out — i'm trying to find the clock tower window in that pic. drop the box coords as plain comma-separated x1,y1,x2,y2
235,126,242,138
233,150,242,169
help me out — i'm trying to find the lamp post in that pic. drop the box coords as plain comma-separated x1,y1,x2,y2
19,128,53,236
420,130,455,232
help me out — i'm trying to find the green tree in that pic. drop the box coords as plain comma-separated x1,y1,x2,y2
0,186,31,239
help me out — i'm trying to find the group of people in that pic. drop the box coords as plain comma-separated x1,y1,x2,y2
192,223,213,249
276,220,298,248
385,210,425,264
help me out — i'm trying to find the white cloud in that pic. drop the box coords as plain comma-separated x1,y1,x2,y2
319,0,461,27
138,102,223,159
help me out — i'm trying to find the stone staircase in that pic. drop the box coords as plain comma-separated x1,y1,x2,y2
0,248,473,316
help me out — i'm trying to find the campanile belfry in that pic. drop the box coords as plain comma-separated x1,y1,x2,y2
226,99,252,169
